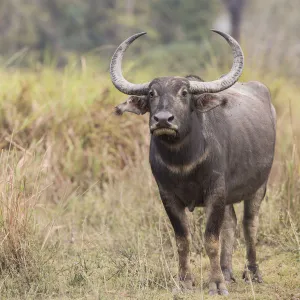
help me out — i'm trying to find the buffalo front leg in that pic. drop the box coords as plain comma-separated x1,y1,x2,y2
205,201,228,296
160,193,194,290
242,185,265,283
220,204,237,283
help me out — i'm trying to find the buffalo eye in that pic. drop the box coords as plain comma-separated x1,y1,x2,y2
149,91,154,98
182,90,188,97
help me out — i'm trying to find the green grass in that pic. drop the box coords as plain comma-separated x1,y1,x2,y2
0,57,299,299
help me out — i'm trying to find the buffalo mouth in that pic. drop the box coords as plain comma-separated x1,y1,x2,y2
151,127,178,138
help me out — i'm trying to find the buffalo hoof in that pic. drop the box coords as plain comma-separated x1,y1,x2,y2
209,282,229,296
172,279,195,295
222,267,236,284
243,264,263,283
179,278,195,291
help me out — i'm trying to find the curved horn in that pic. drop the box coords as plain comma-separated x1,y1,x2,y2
110,32,150,95
189,30,244,94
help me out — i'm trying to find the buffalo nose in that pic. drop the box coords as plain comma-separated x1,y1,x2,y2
153,111,174,124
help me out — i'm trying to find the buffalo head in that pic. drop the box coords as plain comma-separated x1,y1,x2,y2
111,30,244,142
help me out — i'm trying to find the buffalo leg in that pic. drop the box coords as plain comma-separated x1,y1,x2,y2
220,204,237,283
242,185,265,283
205,201,228,296
161,195,194,290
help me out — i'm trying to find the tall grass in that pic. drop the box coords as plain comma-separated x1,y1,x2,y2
0,146,58,297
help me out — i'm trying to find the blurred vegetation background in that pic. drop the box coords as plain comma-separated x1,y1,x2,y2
0,0,218,65
0,0,217,51
1,0,300,76
0,1,299,299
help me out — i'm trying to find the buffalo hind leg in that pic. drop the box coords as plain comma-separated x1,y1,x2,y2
242,184,266,283
205,200,228,296
220,204,237,284
161,195,194,291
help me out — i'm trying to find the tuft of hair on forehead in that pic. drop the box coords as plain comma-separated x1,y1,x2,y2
150,76,190,90
185,75,205,82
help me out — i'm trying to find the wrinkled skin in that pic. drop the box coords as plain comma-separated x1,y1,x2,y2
115,76,276,296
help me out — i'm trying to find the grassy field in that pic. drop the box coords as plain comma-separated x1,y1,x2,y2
0,56,299,299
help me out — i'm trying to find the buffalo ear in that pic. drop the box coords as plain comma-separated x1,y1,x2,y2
193,93,227,113
115,95,149,115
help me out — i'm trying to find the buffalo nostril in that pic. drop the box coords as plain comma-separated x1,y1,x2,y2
168,115,174,122
154,112,173,123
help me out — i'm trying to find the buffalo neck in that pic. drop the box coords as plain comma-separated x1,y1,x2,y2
150,112,207,168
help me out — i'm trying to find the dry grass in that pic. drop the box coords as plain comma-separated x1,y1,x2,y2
0,54,298,299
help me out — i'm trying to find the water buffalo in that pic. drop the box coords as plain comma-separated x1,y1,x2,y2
110,30,276,296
